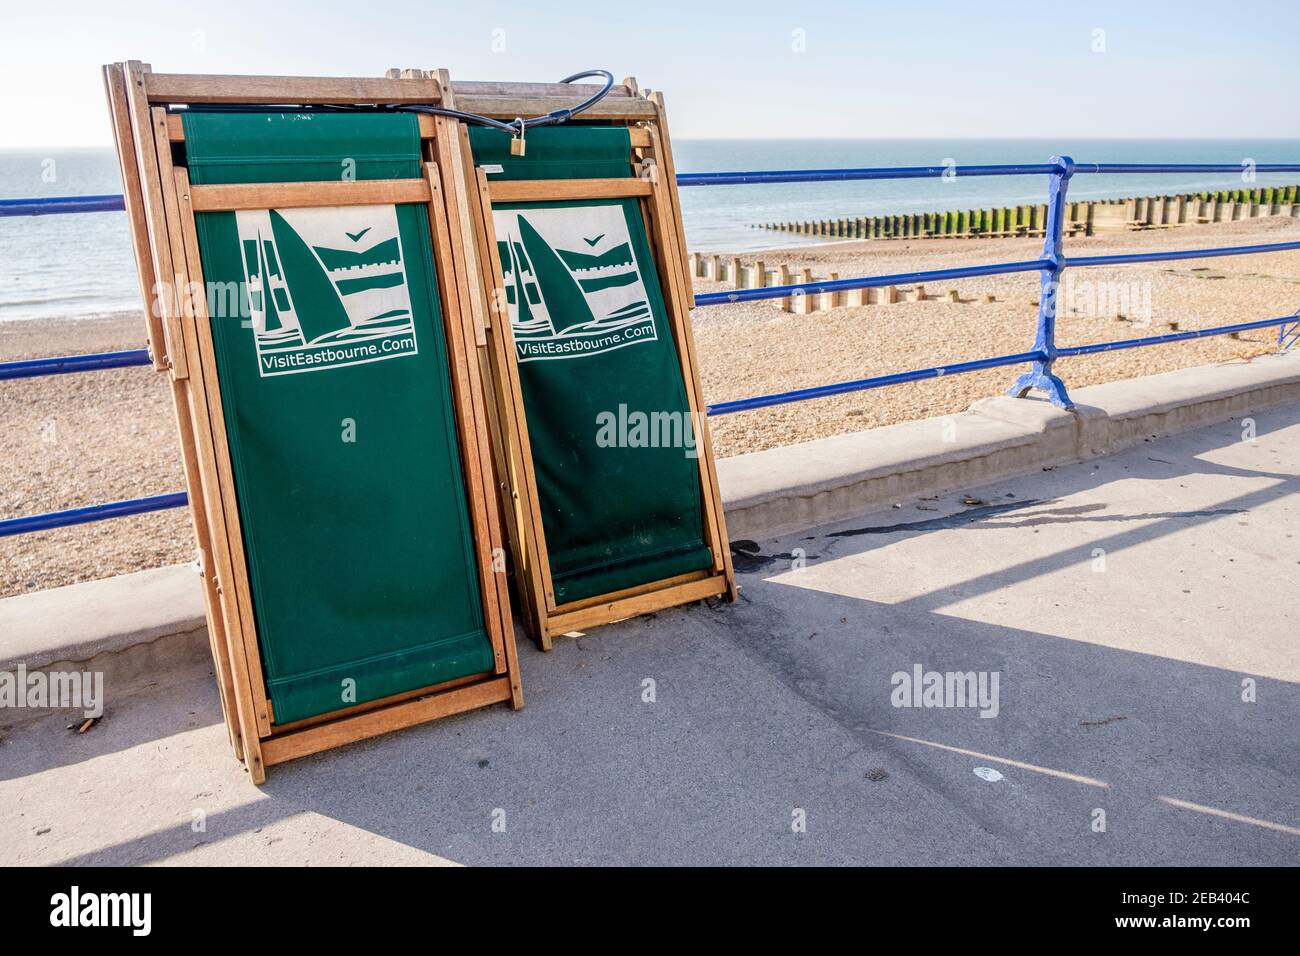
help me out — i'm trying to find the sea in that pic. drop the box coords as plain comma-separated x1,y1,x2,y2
2,139,1298,321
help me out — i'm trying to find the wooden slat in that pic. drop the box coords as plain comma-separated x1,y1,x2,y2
143,72,442,105
125,66,251,757
102,65,167,371
143,109,192,383
454,80,632,98
171,164,275,747
454,94,656,120
432,113,489,346
122,64,186,378
458,133,549,641
551,568,711,614
470,165,558,622
188,179,430,212
261,677,514,766
423,162,514,686
169,165,269,781
431,67,456,109
428,73,525,696
103,63,243,760
546,575,729,636
268,670,490,734
163,112,185,142
487,178,650,203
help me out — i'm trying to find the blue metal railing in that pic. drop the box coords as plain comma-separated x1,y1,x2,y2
1,493,188,537
0,349,153,380
0,194,127,216
680,157,1300,412
3,157,1300,536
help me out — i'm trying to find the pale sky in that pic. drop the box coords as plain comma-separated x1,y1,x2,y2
5,0,1299,147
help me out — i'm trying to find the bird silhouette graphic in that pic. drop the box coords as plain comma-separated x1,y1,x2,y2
346,227,372,243
583,234,605,247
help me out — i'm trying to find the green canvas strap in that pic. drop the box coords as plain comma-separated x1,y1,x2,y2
184,111,494,724
471,126,713,605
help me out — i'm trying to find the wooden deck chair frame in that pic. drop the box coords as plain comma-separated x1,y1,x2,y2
385,68,737,649
103,62,522,783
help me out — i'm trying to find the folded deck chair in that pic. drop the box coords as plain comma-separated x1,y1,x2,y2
467,123,735,647
106,63,521,781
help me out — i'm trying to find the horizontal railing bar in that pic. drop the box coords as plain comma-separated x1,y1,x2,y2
0,194,127,217
707,351,1047,416
676,164,1060,186
1067,239,1300,268
694,259,1050,307
0,349,152,380
677,161,1300,187
0,492,188,538
1056,315,1299,357
1074,163,1300,175
709,313,1299,416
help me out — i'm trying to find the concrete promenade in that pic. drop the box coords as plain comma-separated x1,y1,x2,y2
2,400,1296,865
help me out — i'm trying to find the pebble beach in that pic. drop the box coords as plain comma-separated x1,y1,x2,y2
3,214,1297,596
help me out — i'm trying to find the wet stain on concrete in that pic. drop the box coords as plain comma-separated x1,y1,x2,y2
729,539,818,574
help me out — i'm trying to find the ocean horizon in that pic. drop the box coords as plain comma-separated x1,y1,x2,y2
3,137,1299,321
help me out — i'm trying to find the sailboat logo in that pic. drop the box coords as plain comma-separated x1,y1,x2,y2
493,203,658,363
236,204,419,377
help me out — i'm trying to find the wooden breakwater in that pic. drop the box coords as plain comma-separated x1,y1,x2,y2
688,253,1236,322
688,255,967,313
755,185,1300,241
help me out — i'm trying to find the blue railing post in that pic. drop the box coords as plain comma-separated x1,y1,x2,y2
1279,311,1300,351
1009,155,1075,409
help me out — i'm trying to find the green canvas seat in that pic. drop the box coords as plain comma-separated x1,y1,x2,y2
470,126,713,604
184,111,494,724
